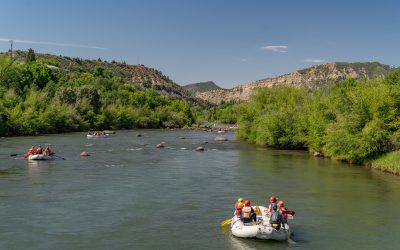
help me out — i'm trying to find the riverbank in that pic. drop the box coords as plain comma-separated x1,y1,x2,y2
369,151,400,175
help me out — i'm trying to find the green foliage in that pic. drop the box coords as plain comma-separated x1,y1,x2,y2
234,77,400,164
37,58,59,67
26,48,36,62
0,52,198,136
384,68,400,85
236,87,307,148
371,150,400,174
93,66,105,77
183,81,221,93
214,103,243,124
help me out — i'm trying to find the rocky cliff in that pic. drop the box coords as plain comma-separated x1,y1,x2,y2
196,62,393,104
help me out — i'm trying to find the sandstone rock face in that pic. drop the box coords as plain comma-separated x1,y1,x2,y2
196,62,391,104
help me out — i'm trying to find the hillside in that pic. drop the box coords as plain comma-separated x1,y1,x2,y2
3,50,197,103
0,50,206,136
196,62,394,104
183,81,221,93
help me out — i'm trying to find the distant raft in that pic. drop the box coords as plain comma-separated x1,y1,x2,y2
86,134,109,138
87,131,109,138
28,154,54,160
231,205,292,241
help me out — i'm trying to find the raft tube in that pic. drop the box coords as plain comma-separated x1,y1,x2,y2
28,154,54,160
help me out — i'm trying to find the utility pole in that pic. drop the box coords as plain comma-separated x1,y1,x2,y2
10,39,13,60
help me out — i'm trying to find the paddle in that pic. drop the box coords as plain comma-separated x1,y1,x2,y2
10,154,19,157
283,225,296,244
220,218,232,227
53,155,66,160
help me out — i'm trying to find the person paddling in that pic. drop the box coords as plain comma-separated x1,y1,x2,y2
24,145,36,158
44,146,54,156
36,145,43,154
277,201,295,223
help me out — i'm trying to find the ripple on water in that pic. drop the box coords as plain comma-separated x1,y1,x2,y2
127,148,143,151
104,164,125,168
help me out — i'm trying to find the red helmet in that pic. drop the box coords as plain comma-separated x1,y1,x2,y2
269,196,277,203
244,200,251,206
277,200,284,208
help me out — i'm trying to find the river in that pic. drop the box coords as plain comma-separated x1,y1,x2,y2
0,130,399,249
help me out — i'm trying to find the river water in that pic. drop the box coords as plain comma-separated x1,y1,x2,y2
0,130,399,249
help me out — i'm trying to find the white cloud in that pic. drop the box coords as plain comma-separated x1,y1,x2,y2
261,45,288,53
0,38,105,50
304,58,324,63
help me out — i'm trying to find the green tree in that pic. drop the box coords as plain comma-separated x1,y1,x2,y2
26,48,36,62
384,69,400,85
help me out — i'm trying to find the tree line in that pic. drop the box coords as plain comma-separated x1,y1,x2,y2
0,51,208,136
215,70,400,164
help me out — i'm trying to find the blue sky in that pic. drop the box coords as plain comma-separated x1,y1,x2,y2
1,0,399,88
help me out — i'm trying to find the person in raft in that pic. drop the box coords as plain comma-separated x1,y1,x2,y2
35,145,43,154
28,146,36,154
24,146,36,158
269,204,285,230
266,195,278,216
44,146,54,156
277,201,295,223
234,198,244,217
241,200,256,224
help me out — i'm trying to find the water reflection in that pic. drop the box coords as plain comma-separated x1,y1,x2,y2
0,168,17,176
25,160,51,176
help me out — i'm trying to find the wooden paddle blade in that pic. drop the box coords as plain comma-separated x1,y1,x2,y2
220,218,232,227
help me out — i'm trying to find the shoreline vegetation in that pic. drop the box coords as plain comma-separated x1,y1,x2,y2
216,69,400,175
1,50,400,175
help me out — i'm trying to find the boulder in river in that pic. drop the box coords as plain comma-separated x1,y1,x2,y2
313,151,323,157
156,143,164,148
195,146,205,151
80,151,90,156
136,134,142,137
214,136,228,141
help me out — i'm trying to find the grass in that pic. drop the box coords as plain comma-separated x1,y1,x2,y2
370,151,400,175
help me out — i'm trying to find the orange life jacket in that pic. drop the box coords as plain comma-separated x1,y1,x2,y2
235,202,244,216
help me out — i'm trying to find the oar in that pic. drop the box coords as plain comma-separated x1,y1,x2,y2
220,218,232,227
10,153,28,158
283,226,296,244
53,155,66,160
